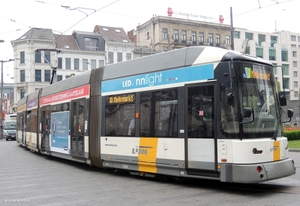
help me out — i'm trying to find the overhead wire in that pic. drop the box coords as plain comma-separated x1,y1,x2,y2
1,0,120,82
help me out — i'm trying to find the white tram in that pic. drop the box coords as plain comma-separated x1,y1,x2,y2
16,46,296,183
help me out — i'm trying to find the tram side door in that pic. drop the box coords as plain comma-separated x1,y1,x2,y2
41,106,51,152
185,83,218,175
70,99,85,157
20,112,26,145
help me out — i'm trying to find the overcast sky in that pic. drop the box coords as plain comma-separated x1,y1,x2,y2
0,0,298,83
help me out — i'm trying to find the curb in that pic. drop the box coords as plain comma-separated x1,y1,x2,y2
289,149,300,152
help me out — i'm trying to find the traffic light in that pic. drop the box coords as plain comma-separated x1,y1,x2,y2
1,111,5,120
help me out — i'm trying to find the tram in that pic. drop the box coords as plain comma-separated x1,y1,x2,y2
16,46,296,183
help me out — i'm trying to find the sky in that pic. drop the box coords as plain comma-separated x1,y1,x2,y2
0,0,298,83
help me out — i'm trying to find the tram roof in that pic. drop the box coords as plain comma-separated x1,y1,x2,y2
102,46,272,80
17,96,27,107
40,70,92,97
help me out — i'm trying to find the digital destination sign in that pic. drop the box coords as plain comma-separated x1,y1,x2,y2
108,94,135,104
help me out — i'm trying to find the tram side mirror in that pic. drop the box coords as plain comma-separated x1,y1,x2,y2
282,109,294,124
287,109,294,119
226,88,234,106
279,91,287,106
242,107,252,118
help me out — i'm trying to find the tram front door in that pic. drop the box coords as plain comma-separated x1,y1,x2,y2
185,83,218,175
70,99,86,157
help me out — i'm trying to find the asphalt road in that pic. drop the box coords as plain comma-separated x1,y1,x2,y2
1,139,300,206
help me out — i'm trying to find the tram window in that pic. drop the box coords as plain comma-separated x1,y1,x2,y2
220,83,239,136
140,89,178,137
26,109,37,133
51,105,58,113
105,103,135,136
188,86,214,138
58,103,69,112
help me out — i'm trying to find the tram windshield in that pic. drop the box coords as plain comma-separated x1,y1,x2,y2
221,62,280,139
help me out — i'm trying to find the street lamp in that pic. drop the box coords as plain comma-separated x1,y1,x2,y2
0,58,15,139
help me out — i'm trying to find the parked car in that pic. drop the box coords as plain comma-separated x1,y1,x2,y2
3,120,17,141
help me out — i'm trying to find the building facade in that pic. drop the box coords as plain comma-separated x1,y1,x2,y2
135,16,232,53
94,25,134,64
1,83,14,114
11,27,134,107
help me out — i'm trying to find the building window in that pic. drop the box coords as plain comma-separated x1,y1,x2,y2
20,89,26,99
20,52,25,64
117,52,123,62
147,32,150,40
44,70,51,82
44,51,51,64
163,46,168,52
83,59,88,70
74,58,79,70
181,30,186,43
291,35,296,41
294,71,297,77
91,59,96,69
20,70,25,82
293,61,297,67
126,53,131,61
256,48,263,58
273,63,277,74
245,47,250,54
291,44,296,47
293,51,297,57
191,31,196,43
199,32,204,45
65,58,71,69
99,60,104,67
162,28,168,39
258,34,265,46
233,31,240,38
35,70,41,82
295,91,299,98
58,57,62,69
173,30,179,42
57,75,63,81
281,50,288,61
225,35,230,45
208,33,213,45
245,32,253,40
216,34,220,46
283,78,289,90
294,81,298,88
270,36,277,47
108,52,114,64
35,51,41,63
84,38,98,51
282,64,289,75
269,49,276,60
